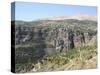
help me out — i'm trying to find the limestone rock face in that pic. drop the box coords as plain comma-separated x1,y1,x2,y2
15,26,96,53
12,19,97,64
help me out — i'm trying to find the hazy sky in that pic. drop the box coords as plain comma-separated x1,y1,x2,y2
11,2,97,21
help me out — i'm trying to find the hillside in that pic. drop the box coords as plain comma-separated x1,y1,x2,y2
12,15,97,73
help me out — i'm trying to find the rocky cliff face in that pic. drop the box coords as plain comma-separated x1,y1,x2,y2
11,16,97,72
12,18,97,65
11,14,97,72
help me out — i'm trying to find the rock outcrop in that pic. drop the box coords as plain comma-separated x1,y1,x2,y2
12,18,97,65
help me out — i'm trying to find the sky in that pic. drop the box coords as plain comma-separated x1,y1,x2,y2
11,2,97,21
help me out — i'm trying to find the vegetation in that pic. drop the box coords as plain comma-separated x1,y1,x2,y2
13,19,97,73
15,36,97,72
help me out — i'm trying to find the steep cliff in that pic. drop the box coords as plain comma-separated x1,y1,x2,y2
12,18,97,73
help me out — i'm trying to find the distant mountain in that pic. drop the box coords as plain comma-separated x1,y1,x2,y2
13,13,97,32
70,14,97,21
43,14,97,21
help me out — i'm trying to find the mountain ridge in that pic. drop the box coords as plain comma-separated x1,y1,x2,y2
43,14,97,21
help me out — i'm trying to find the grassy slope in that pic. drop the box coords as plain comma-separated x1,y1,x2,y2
30,36,97,72
15,36,97,73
